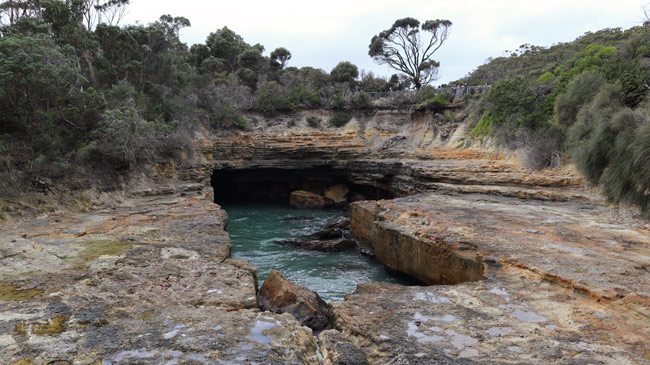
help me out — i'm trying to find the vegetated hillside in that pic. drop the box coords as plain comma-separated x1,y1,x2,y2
459,26,650,212
0,2,436,204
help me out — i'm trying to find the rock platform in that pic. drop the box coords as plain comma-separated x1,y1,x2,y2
2,110,650,364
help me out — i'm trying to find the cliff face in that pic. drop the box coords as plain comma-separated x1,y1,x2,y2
2,109,649,363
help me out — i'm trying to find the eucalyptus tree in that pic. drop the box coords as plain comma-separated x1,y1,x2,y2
369,17,452,89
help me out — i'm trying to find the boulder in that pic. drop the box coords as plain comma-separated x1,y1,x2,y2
258,270,331,331
324,185,349,206
308,216,350,240
289,190,330,209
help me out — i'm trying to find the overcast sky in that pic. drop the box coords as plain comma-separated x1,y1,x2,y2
122,0,647,85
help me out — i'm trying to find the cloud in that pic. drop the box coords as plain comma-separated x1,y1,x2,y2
122,0,645,84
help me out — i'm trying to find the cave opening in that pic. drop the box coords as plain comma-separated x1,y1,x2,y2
209,166,419,302
210,166,394,206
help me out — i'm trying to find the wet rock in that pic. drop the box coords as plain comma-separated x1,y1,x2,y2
289,190,331,209
281,216,314,222
324,185,349,207
258,270,331,331
318,329,369,365
275,238,355,252
307,216,349,240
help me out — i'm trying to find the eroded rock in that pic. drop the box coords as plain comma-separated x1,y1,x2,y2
318,329,369,365
324,185,349,207
289,190,331,209
0,190,319,364
258,270,331,331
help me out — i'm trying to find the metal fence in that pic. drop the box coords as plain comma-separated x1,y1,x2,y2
359,85,491,101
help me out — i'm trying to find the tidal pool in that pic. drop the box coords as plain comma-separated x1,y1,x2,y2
224,203,409,302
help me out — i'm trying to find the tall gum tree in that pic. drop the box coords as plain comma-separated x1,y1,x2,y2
369,17,452,89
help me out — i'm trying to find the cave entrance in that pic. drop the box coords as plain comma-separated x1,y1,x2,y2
210,166,393,206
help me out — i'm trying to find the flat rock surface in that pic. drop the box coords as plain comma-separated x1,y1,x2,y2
0,190,319,364
346,192,650,363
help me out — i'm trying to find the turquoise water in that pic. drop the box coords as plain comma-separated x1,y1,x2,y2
224,203,408,302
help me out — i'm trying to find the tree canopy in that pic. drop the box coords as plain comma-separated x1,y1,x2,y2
369,17,452,89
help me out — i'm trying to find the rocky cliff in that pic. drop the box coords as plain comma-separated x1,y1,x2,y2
1,109,649,364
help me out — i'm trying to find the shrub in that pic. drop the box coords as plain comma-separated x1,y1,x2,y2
330,94,346,109
567,84,626,183
329,111,352,127
522,127,564,170
554,71,606,128
90,108,156,169
350,92,372,109
306,116,320,128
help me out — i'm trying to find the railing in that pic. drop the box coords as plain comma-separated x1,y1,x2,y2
359,85,491,101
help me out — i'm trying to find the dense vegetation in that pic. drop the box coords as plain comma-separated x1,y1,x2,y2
2,1,650,214
0,0,423,187
462,26,650,212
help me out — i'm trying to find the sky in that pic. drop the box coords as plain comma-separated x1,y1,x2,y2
122,0,647,85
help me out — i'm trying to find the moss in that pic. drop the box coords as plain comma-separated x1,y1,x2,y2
15,316,68,336
138,310,159,321
470,113,494,138
11,360,33,365
0,282,44,301
65,240,132,268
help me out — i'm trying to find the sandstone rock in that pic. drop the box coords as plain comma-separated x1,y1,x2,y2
289,190,330,209
324,185,349,206
0,195,319,364
258,270,331,331
318,329,368,365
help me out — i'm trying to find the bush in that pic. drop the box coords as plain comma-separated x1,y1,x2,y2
567,84,626,182
90,108,156,169
256,81,293,117
306,116,320,128
350,92,372,109
554,71,606,128
329,111,352,127
522,127,564,170
330,94,346,109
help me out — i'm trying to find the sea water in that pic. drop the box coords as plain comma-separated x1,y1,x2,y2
224,203,408,302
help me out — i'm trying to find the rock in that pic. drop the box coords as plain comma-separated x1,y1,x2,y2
289,190,331,209
348,192,368,202
307,216,349,240
258,270,331,331
318,329,368,365
324,216,350,230
282,216,314,222
275,238,354,252
324,185,349,206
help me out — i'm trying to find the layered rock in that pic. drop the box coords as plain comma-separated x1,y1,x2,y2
258,270,331,331
289,190,330,209
342,191,650,362
0,187,319,364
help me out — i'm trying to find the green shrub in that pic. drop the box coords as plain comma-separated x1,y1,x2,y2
331,94,346,109
257,81,293,117
329,111,352,127
470,112,494,138
350,92,372,109
90,108,156,169
567,84,626,182
554,71,606,128
306,116,320,128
